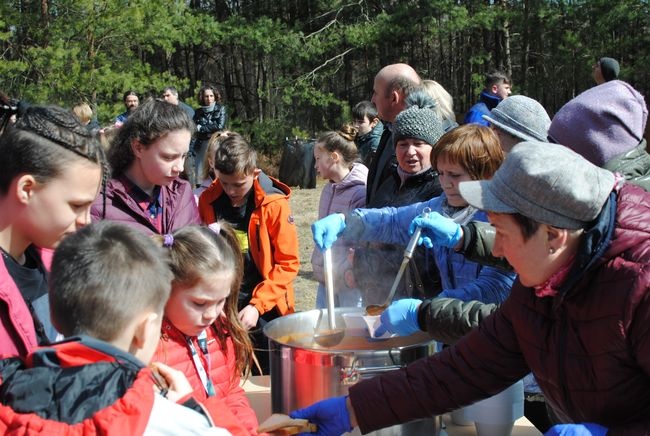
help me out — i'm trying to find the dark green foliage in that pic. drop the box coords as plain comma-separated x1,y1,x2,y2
1,1,648,153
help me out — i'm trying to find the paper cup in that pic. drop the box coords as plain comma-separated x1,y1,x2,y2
341,313,393,339
361,314,393,339
341,313,367,336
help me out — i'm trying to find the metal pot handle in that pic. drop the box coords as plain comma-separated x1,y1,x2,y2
340,364,403,385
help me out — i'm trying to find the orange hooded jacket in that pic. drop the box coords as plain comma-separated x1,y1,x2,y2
198,172,299,316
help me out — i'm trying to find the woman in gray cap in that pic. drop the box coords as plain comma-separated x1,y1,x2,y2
294,142,650,436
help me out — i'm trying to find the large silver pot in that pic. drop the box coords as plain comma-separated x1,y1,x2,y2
264,308,442,435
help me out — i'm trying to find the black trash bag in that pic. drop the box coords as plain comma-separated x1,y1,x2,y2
278,138,316,189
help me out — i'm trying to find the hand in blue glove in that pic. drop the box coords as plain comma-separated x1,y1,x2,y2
290,396,353,436
544,423,608,436
312,214,346,251
409,212,463,249
374,298,422,337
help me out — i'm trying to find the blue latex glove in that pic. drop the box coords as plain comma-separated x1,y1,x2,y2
544,423,608,436
374,298,422,337
312,213,346,251
409,212,462,249
290,396,353,436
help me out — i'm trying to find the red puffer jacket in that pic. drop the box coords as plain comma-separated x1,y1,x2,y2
154,318,260,435
350,183,650,435
0,336,245,435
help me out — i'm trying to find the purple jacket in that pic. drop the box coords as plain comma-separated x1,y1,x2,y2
91,177,201,234
311,163,367,284
350,183,650,435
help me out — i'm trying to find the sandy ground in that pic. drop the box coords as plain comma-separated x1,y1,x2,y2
287,178,326,312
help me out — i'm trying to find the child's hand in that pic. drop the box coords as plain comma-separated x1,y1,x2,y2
150,362,194,403
238,304,260,330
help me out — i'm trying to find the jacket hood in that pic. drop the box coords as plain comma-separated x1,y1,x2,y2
98,176,192,215
332,163,368,189
198,171,289,220
560,183,650,297
92,175,199,234
601,183,650,258
106,176,190,201
479,90,502,111
254,171,291,206
0,336,148,424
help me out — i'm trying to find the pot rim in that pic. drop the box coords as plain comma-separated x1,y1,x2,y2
264,308,435,352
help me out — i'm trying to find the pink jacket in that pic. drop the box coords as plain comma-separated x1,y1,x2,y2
0,248,53,358
310,163,367,285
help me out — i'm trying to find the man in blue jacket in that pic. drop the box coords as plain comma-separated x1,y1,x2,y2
464,71,511,126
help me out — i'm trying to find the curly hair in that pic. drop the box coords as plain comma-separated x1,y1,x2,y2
107,99,194,177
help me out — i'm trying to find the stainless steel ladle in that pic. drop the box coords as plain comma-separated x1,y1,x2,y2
366,207,431,316
313,247,345,347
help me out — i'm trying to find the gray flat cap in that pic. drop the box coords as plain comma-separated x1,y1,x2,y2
459,141,615,229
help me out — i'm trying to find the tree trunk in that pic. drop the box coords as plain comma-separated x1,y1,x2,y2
40,0,48,24
500,0,512,78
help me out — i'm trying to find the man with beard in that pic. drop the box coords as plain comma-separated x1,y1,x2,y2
114,90,139,127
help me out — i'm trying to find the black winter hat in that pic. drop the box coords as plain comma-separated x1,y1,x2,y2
599,57,620,82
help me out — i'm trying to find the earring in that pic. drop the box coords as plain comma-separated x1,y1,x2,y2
549,248,556,254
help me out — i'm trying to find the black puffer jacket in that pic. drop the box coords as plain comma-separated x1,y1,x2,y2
193,103,227,140
367,166,441,210
350,183,650,435
416,297,496,344
353,167,443,303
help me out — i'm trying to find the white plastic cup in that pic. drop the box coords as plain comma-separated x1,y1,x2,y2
450,408,474,426
466,380,524,436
